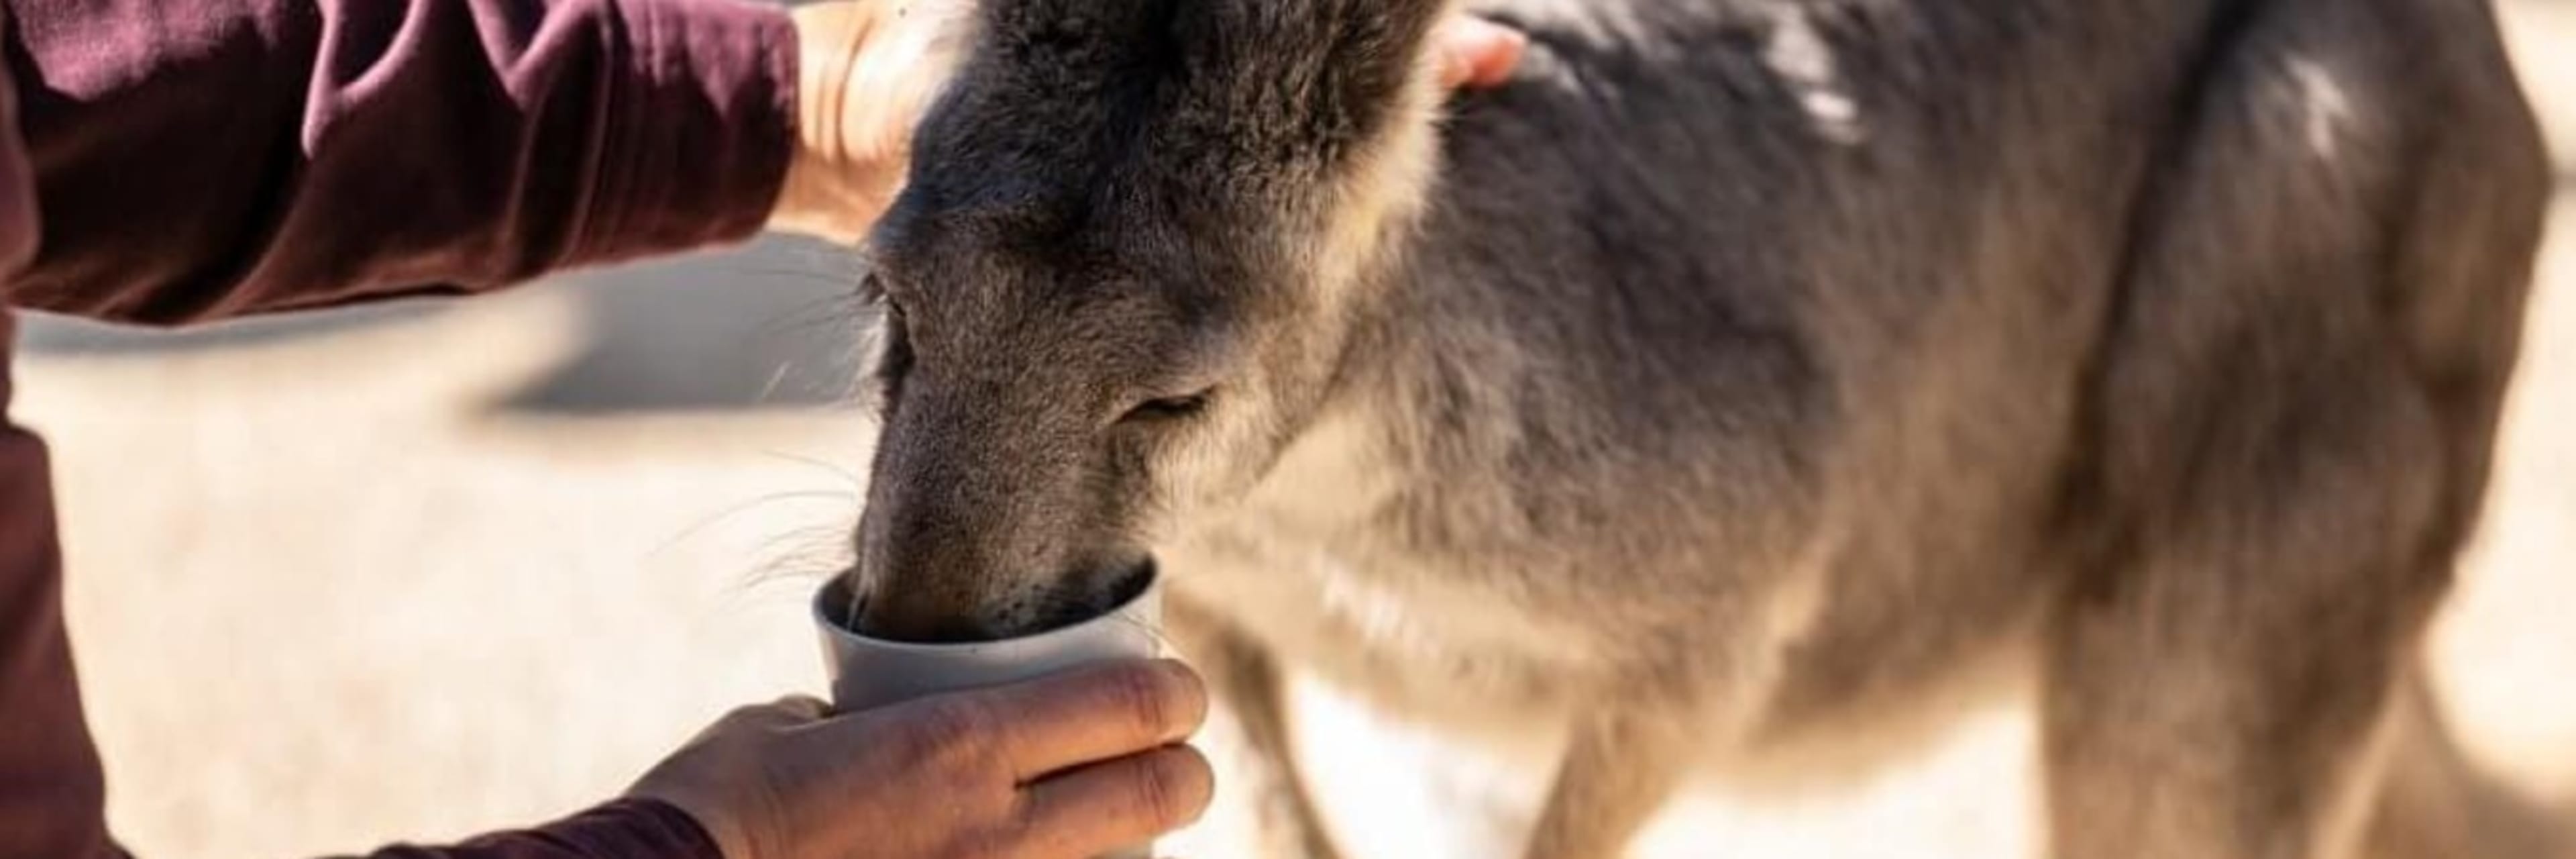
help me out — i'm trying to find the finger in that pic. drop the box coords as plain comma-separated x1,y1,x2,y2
818,660,1205,785
1014,745,1215,859
973,660,1208,780
1434,17,1529,90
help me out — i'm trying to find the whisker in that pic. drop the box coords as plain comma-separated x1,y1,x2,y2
724,523,859,598
759,450,871,491
651,489,859,562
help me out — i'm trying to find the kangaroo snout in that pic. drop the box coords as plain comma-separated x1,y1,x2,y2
847,369,1165,642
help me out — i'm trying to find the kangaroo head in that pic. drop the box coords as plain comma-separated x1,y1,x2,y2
847,0,1452,641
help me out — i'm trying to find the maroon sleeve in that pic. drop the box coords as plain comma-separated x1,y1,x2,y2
350,799,723,859
0,333,106,857
0,1,784,858
0,0,798,325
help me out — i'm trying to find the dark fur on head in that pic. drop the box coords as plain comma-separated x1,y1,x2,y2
851,0,1451,642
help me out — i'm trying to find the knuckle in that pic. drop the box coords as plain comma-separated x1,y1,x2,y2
899,698,1000,771
996,819,1049,855
1132,750,1211,826
1133,759,1179,825
1108,665,1176,738
968,813,1036,859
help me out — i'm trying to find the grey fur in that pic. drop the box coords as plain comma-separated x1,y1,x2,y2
847,0,2557,856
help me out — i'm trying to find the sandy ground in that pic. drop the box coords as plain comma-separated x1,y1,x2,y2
21,5,2576,858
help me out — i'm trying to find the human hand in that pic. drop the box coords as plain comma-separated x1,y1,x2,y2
631,660,1212,859
769,0,963,245
768,1,1529,244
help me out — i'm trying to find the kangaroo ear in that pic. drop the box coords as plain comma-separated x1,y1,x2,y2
1438,17,1528,89
1162,0,1457,169
938,0,1456,205
968,0,1175,84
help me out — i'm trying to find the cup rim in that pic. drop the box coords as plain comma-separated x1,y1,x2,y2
810,566,1163,655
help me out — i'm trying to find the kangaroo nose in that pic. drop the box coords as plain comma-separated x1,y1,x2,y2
853,593,993,644
848,568,996,644
850,557,1155,644
1023,557,1157,634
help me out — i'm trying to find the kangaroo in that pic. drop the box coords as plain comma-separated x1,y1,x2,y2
839,0,2557,857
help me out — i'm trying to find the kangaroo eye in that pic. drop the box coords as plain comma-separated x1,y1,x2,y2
1119,390,1212,425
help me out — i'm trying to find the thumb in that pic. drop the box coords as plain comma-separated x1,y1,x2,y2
731,695,833,727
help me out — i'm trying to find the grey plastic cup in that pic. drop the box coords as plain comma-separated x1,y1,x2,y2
811,571,1165,859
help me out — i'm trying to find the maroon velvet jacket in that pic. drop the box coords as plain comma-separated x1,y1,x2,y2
0,1,802,856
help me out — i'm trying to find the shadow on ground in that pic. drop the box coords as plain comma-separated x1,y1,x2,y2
17,235,873,414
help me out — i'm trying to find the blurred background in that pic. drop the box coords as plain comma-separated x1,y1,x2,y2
24,3,2576,857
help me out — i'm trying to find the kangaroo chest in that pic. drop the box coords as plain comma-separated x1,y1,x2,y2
1164,413,1619,729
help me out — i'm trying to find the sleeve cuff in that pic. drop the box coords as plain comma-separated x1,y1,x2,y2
527,798,726,858
361,797,723,859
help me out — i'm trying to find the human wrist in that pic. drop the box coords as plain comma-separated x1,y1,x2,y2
639,789,761,859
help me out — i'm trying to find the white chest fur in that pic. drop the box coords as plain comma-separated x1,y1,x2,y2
1167,409,1607,732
